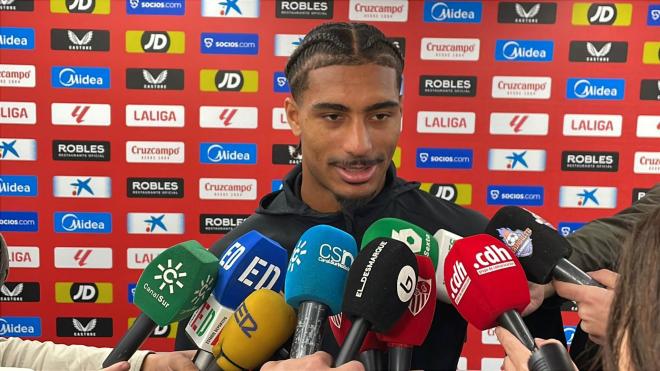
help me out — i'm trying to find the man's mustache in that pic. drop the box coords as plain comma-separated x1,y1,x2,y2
329,156,385,168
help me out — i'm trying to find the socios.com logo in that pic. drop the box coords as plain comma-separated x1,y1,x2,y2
0,211,38,232
487,185,544,206
51,66,110,89
273,72,289,93
200,33,258,55
495,40,553,62
557,222,586,237
567,78,624,100
54,212,112,234
200,143,257,165
564,326,576,345
126,0,185,15
423,1,482,23
416,148,473,169
649,5,660,26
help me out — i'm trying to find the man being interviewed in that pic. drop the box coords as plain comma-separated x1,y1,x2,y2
175,22,563,369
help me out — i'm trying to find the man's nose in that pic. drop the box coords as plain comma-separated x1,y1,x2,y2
343,120,373,157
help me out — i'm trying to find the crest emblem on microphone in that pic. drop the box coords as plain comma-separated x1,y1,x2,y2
409,278,431,316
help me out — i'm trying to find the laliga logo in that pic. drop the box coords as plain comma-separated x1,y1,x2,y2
419,152,429,163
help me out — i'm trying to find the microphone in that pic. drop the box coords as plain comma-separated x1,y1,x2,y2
204,289,296,371
329,313,386,371
362,217,439,269
433,228,463,304
443,234,536,351
335,238,418,366
187,230,288,369
485,206,604,287
285,225,357,358
103,241,219,367
376,255,436,371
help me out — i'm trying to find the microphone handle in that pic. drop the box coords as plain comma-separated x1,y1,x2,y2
528,342,574,371
387,345,412,371
193,350,215,370
358,349,383,371
290,301,328,358
334,317,369,366
553,259,605,288
102,313,156,367
498,311,537,352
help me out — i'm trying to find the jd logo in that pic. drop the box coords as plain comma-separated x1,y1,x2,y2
67,0,94,12
141,32,170,52
215,71,243,91
71,283,98,302
430,184,457,202
234,302,257,338
588,4,616,24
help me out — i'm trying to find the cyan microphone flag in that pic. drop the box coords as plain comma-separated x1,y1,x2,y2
285,225,358,315
214,230,287,309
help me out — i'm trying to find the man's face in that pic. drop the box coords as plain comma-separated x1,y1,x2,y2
285,64,402,211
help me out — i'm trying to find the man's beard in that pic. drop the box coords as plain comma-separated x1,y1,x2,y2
336,193,374,213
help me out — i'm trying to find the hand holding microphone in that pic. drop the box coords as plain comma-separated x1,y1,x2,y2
103,241,219,367
329,313,385,371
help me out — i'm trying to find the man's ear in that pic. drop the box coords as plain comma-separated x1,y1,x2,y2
284,97,302,137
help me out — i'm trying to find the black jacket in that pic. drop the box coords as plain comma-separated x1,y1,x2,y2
175,164,565,370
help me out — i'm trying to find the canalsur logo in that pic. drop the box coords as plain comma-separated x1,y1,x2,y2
496,40,553,62
154,258,187,294
55,212,111,233
288,239,307,272
52,66,110,89
567,78,624,100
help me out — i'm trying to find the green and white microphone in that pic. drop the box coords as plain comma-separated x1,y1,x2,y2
102,240,218,367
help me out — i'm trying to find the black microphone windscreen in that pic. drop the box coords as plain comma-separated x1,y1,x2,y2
485,206,571,284
342,238,418,332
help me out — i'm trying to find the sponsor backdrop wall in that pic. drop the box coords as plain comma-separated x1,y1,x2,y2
1,0,658,369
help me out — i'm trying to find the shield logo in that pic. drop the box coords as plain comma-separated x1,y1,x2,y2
329,313,342,329
408,278,432,316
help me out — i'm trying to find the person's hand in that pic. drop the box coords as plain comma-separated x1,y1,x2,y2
495,327,568,371
140,350,196,371
553,269,618,345
102,361,130,371
262,351,364,371
521,281,554,316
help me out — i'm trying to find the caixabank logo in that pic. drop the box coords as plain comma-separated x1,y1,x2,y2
562,151,619,172
53,176,111,198
51,29,110,51
566,78,624,100
640,79,660,101
0,0,34,11
559,186,617,209
0,282,40,302
572,2,632,25
497,2,556,24
50,0,110,14
569,41,627,63
202,0,259,17
0,317,41,337
200,69,258,92
0,211,38,232
127,177,183,198
200,214,249,233
0,27,34,50
488,149,547,172
423,1,482,23
126,68,184,90
54,212,112,234
127,212,185,234
418,183,472,205
1,138,37,161
495,40,553,62
55,282,112,303
57,317,112,337
200,143,257,165
0,175,38,197
276,0,333,19
0,101,36,125
201,33,258,55
52,140,110,161
127,0,185,15
51,66,110,89
125,30,184,53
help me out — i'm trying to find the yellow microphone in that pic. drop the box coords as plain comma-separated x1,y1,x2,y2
207,289,296,371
